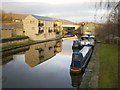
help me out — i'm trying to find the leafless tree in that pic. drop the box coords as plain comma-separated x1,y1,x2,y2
95,0,120,44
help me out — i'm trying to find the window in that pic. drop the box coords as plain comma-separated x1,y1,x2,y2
39,27,41,31
74,55,79,59
73,54,80,61
54,24,57,27
38,23,44,26
39,49,44,54
38,30,44,33
42,30,44,32
49,46,53,50
56,31,60,34
54,29,58,32
38,30,41,33
30,20,34,23
39,55,44,59
30,20,32,23
48,29,52,33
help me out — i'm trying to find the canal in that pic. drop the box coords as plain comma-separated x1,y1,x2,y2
2,39,83,89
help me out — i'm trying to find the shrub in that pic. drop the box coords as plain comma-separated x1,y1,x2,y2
2,36,29,43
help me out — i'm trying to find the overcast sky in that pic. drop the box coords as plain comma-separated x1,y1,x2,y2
1,0,119,22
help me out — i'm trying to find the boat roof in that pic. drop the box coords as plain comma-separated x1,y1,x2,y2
90,35,95,37
80,46,91,57
81,35,88,37
73,46,91,57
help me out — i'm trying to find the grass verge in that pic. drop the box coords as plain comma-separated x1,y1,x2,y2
99,44,118,88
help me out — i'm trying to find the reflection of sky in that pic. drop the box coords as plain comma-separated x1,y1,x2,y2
2,39,76,88
1,0,102,22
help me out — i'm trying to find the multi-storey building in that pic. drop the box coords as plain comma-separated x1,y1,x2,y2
23,15,63,41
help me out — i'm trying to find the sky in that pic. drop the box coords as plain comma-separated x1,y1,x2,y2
1,0,119,23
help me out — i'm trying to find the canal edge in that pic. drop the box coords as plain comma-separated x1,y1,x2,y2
79,43,100,88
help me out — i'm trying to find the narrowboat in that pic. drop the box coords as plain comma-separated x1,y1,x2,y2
70,46,93,74
72,40,82,49
72,35,95,50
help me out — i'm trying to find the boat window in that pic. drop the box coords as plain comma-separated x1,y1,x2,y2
81,37,88,40
89,37,94,39
73,54,80,61
74,55,79,59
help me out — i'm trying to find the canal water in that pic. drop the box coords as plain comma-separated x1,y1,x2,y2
2,39,83,89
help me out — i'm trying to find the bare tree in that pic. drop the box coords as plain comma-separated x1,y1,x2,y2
95,0,120,44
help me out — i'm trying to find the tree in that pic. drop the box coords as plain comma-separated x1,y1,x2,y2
95,0,120,44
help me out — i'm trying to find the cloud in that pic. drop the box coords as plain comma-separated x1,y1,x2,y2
2,0,99,3
2,2,97,22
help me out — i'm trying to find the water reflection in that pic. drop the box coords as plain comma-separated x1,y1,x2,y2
72,48,80,52
25,40,62,67
2,39,77,88
2,46,30,64
70,73,83,88
2,40,62,66
70,46,86,89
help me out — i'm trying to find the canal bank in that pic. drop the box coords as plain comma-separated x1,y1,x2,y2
79,43,118,88
79,43,100,88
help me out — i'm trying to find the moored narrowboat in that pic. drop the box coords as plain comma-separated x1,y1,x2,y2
70,46,93,74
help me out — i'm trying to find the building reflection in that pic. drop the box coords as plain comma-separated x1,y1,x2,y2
70,73,83,88
25,40,62,67
2,40,62,66
2,46,30,64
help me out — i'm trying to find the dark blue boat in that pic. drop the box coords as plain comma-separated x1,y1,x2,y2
70,46,93,74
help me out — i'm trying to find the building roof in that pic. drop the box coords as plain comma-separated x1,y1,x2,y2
32,15,55,21
0,24,14,30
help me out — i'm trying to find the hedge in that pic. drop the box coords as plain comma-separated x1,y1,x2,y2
2,36,29,43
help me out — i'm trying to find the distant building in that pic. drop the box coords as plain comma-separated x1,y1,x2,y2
12,27,25,36
62,24,80,35
0,24,14,39
23,15,63,41
82,22,96,35
62,24,80,30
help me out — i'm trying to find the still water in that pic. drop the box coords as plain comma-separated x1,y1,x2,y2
2,39,82,88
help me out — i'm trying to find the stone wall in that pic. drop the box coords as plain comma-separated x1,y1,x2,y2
1,30,12,39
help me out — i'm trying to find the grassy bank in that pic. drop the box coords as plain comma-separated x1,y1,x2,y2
99,44,118,88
